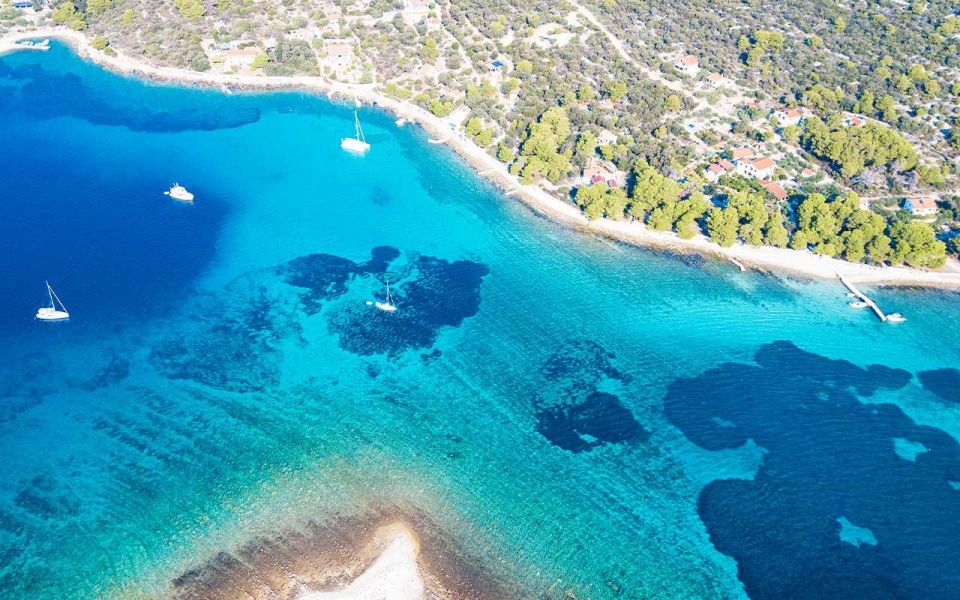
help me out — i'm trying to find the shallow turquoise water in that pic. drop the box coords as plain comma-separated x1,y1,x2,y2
1,43,959,599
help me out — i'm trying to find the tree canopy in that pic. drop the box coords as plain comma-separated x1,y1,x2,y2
801,117,918,179
514,107,572,184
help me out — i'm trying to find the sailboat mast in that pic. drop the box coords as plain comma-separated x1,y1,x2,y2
355,111,366,143
385,279,392,304
47,282,67,312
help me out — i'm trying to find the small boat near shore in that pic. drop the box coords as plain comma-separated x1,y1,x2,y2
341,111,370,154
164,183,194,202
848,301,869,309
886,312,907,323
36,281,69,321
395,117,407,127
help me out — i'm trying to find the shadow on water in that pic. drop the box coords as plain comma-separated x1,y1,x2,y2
665,341,960,599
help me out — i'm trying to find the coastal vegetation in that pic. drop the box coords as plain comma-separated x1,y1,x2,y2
512,107,572,184
5,0,956,268
799,117,919,180
577,159,947,267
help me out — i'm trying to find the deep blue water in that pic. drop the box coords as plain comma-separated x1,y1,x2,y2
1,42,959,599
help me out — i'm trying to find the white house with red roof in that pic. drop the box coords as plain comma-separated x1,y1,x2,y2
324,40,355,78
705,73,728,88
704,159,736,183
219,47,260,71
904,196,938,217
674,54,700,75
771,107,804,127
582,166,620,188
737,157,776,180
759,180,788,202
843,115,867,128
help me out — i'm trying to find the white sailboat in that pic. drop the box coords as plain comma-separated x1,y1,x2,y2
36,281,70,321
375,279,397,313
341,111,370,154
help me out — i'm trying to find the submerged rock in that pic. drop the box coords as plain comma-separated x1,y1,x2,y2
533,339,646,453
665,341,960,600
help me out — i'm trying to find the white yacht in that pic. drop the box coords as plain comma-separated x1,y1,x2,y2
36,282,70,321
375,279,397,313
887,313,907,323
341,111,370,154
165,183,194,202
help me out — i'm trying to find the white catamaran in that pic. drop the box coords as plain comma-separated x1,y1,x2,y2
341,111,370,154
375,279,397,313
36,281,70,321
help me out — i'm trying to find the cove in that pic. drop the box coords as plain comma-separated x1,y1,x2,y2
0,42,959,600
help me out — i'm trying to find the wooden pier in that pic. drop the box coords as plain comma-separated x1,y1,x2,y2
837,274,887,322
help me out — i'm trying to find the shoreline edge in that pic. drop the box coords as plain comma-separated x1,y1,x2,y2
4,27,960,290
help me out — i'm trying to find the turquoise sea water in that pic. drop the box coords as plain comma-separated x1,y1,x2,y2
1,43,959,599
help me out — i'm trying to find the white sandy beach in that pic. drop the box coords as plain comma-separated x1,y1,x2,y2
4,26,960,290
294,526,425,600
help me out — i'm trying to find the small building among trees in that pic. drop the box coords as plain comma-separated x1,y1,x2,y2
674,55,700,75
904,196,938,217
220,47,260,71
759,179,788,202
737,157,776,179
771,107,803,127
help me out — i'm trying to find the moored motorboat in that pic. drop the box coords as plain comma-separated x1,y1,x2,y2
886,312,907,323
848,301,869,309
165,183,194,202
